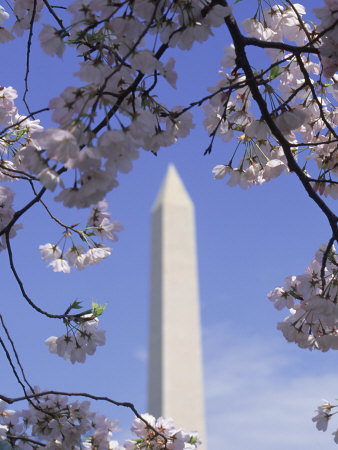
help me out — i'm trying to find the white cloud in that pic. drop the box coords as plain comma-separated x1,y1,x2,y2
203,323,338,449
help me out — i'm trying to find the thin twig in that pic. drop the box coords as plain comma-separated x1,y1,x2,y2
23,0,37,114
5,232,69,319
0,335,31,402
42,0,68,35
0,314,36,395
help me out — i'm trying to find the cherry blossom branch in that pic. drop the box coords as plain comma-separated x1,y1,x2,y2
243,36,320,55
308,17,338,46
168,54,294,122
295,53,338,139
223,1,338,241
285,0,313,44
0,391,169,443
85,1,162,132
242,17,338,55
0,107,49,137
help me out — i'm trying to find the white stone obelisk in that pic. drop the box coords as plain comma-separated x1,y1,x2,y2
148,164,207,449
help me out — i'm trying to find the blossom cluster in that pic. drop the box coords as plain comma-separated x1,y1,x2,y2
268,244,338,351
125,414,201,449
312,400,338,444
39,200,122,273
0,0,234,213
0,396,200,449
0,185,22,251
207,3,337,197
0,392,119,449
45,316,106,364
314,0,338,79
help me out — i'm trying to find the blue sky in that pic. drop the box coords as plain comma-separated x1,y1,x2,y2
1,0,338,448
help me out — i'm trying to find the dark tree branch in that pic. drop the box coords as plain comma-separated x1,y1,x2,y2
7,435,45,447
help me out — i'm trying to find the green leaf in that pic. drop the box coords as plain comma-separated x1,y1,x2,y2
92,301,107,317
70,300,82,310
270,65,280,80
234,0,243,3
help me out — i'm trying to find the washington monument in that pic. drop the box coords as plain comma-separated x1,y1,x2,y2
148,164,207,448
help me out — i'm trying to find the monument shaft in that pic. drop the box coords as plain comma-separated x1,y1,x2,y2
148,165,206,448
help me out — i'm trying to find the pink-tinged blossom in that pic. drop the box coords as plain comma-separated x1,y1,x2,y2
263,159,288,181
85,245,111,265
38,167,64,191
312,403,332,432
66,245,88,270
245,119,271,140
241,18,275,40
275,108,310,133
98,129,139,174
268,287,295,310
12,0,45,37
49,256,71,274
34,128,80,166
324,183,338,200
162,57,178,89
203,5,233,28
221,44,236,68
55,168,119,208
39,25,65,58
212,164,232,180
129,50,162,75
95,218,123,242
0,27,15,43
166,109,195,139
0,86,17,125
39,243,62,261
